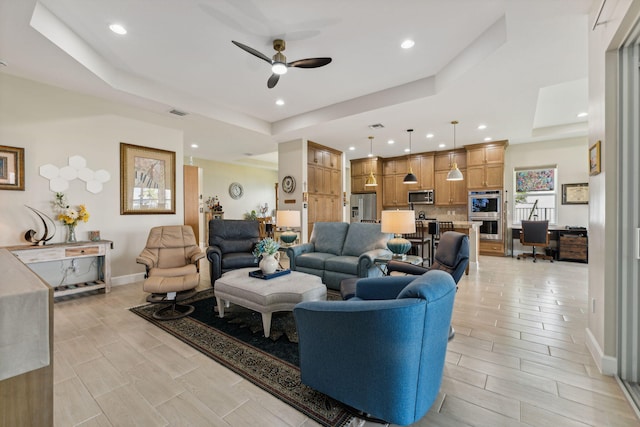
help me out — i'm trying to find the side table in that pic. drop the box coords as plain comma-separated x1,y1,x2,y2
374,254,423,275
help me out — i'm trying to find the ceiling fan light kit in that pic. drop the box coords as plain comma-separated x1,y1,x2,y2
447,120,464,181
403,129,418,184
232,39,331,88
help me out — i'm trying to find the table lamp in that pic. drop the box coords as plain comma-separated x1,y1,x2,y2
381,210,416,259
277,210,300,244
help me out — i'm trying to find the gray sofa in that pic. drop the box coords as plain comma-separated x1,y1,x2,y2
286,222,393,290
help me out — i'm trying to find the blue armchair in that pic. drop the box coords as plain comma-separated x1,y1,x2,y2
293,270,456,426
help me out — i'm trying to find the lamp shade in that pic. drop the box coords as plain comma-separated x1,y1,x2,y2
381,210,416,259
403,171,418,184
276,210,300,244
381,210,416,234
446,164,464,181
276,210,301,228
364,171,378,186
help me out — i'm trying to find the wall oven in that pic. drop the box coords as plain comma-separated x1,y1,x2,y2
469,190,502,240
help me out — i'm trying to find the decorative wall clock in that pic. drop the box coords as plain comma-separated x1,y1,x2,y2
229,182,244,199
282,175,296,193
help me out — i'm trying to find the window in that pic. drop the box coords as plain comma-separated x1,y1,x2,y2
513,167,558,224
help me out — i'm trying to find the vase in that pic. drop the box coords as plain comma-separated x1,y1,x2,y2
259,252,279,275
66,224,77,243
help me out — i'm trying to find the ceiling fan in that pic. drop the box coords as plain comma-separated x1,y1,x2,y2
232,39,332,88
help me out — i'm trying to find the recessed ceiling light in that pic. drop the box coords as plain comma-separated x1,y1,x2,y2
404,148,410,153
477,124,487,130
426,133,434,139
577,112,588,118
349,146,355,151
109,24,127,35
275,99,285,106
387,139,395,145
438,143,446,148
191,144,198,148
401,39,415,49
484,137,493,141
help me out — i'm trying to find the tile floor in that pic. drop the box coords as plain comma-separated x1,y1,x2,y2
52,256,640,426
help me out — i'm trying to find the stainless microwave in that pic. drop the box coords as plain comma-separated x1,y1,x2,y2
408,189,435,205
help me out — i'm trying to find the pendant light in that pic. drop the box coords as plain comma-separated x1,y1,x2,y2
364,136,378,187
403,129,418,184
446,120,464,181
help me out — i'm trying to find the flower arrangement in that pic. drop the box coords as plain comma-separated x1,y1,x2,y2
54,192,90,226
205,196,223,212
252,237,280,258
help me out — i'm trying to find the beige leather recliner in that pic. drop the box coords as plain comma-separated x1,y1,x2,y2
137,225,205,319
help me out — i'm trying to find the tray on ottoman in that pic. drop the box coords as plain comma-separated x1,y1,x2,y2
249,269,291,280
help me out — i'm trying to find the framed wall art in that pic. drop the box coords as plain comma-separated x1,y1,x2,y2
515,167,556,193
0,145,25,191
120,143,176,215
562,183,589,205
589,141,601,176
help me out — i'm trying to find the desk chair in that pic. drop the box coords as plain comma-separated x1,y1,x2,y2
517,220,553,262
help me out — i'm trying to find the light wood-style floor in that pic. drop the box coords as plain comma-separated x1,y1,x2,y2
52,256,640,426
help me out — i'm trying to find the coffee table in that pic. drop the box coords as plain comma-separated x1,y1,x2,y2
214,267,326,338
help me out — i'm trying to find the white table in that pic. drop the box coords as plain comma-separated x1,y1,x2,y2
214,268,326,338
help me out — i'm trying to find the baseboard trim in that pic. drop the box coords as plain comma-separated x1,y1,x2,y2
111,272,145,287
585,327,617,375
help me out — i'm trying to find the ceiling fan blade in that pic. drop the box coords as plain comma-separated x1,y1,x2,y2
231,40,272,64
267,73,280,88
288,57,332,68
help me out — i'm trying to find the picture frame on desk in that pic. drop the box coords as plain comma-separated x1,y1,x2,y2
562,183,589,205
120,143,176,215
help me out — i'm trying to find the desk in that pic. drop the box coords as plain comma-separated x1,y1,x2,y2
509,227,587,262
5,240,113,297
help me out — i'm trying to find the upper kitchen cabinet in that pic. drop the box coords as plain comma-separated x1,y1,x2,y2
350,157,381,193
434,149,467,206
466,141,507,190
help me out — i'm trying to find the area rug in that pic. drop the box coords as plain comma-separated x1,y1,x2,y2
130,289,353,427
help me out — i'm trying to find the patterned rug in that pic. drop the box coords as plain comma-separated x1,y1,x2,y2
130,288,353,427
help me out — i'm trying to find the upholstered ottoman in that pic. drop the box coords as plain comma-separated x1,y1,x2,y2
143,273,199,320
215,267,326,338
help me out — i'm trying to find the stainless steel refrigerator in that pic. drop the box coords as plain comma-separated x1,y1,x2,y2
350,193,377,223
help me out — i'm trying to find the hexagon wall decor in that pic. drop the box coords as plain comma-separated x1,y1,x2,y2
40,156,110,194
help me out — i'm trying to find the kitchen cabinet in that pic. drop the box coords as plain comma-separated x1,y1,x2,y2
308,142,342,236
383,158,408,175
435,170,467,205
382,174,410,207
404,154,435,190
434,149,466,171
466,141,506,190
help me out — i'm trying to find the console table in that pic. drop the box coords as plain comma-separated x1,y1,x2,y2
5,240,113,297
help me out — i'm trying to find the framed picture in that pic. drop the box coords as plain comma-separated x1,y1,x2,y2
0,145,25,191
515,167,556,193
589,141,601,176
562,183,589,205
120,143,176,215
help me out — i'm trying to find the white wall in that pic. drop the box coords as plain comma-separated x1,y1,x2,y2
504,137,589,228
586,0,639,371
0,74,283,285
187,157,278,220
